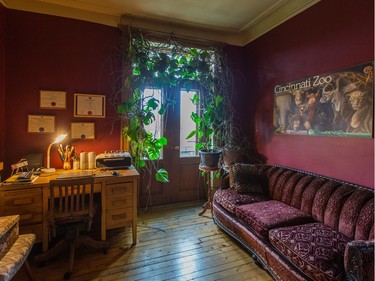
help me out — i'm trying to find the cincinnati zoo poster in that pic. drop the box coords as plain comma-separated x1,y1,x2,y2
273,62,373,138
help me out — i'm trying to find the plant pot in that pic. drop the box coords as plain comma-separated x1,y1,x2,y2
223,148,245,170
199,149,222,168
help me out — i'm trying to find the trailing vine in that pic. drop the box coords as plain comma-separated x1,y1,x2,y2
113,28,239,206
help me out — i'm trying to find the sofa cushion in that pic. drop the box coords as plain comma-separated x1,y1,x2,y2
338,189,374,240
230,163,265,194
269,222,351,281
213,189,269,214
236,200,315,240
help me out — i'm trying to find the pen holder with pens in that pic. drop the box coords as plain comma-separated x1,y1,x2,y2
58,144,75,170
63,161,71,170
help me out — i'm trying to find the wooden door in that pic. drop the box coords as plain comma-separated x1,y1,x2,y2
138,89,205,208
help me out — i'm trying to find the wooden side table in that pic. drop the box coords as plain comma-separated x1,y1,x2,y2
198,165,219,216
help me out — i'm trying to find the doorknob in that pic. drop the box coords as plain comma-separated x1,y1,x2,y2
174,146,180,150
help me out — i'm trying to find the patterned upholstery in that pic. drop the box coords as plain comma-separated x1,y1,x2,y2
214,164,375,281
0,234,35,281
230,163,267,194
0,216,19,260
213,188,269,214
255,165,374,241
0,215,35,281
269,223,351,281
344,240,374,281
236,200,315,240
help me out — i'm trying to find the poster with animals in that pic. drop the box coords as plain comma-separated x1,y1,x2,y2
273,62,373,138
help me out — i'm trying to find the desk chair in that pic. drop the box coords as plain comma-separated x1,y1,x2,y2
34,176,109,279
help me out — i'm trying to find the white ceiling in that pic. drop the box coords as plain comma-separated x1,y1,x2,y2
1,0,320,46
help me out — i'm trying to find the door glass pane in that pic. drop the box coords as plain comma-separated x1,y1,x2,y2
180,90,198,157
143,87,163,158
143,88,162,139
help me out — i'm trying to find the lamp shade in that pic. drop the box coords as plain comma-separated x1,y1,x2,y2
42,134,67,173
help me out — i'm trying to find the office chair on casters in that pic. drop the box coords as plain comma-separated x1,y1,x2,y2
34,176,109,279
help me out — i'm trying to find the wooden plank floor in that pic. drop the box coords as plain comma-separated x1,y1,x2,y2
14,202,273,281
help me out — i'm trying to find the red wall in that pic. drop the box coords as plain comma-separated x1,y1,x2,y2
243,0,374,187
2,2,374,188
4,10,122,177
0,4,5,173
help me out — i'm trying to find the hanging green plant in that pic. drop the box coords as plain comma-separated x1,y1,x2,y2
115,29,240,195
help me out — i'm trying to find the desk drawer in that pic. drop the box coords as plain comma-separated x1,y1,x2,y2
106,182,133,198
3,207,43,224
20,223,43,243
4,189,43,210
106,208,133,229
106,195,133,210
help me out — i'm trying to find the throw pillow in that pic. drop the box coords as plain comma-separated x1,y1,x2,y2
231,163,264,194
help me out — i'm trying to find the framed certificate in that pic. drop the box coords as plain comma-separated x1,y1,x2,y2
40,90,67,109
74,93,106,118
28,115,55,133
71,122,95,139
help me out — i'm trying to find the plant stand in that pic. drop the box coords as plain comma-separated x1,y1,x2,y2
198,165,219,216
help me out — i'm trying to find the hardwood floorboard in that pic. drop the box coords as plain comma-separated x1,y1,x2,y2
13,201,273,281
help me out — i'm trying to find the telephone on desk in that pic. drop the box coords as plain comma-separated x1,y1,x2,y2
17,171,33,182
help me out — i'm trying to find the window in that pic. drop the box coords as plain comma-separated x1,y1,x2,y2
142,87,163,142
180,89,199,157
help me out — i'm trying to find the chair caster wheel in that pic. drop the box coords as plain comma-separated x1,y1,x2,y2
64,271,72,279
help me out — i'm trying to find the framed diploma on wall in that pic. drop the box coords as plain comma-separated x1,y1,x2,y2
28,115,55,133
40,90,67,109
74,93,106,118
71,122,95,139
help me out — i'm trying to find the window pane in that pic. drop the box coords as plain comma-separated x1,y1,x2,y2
180,90,198,157
143,88,163,158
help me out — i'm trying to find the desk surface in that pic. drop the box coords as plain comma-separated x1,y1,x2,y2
1,167,139,188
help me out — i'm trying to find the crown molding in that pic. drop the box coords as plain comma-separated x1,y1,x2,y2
239,0,320,45
2,0,119,26
2,0,320,46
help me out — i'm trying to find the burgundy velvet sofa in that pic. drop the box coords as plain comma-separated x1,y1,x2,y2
212,164,374,281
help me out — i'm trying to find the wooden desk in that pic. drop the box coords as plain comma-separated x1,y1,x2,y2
0,168,139,252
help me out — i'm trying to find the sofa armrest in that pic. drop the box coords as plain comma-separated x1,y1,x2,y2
344,240,374,281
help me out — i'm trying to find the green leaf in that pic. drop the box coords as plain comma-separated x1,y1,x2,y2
159,136,168,145
196,143,204,150
155,169,169,183
133,67,140,75
148,150,160,160
190,112,201,123
190,48,199,56
158,105,166,115
139,159,146,168
186,130,197,139
147,98,159,110
191,93,199,105
215,95,223,107
117,104,126,114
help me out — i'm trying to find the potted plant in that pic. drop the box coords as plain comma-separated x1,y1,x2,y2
186,90,224,168
221,114,248,170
